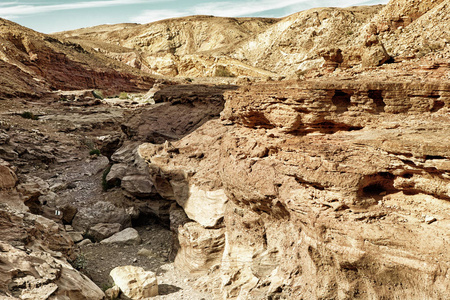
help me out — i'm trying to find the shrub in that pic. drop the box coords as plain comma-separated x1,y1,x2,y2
92,90,104,99
89,149,101,156
214,65,235,77
102,164,114,191
119,92,128,99
71,252,87,270
20,111,39,120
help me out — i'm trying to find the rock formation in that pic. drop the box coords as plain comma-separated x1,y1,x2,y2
0,18,154,99
137,76,450,299
1,0,450,299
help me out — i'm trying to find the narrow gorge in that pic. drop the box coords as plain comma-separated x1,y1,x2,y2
1,0,449,299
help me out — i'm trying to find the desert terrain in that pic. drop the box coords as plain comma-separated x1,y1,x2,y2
0,0,449,299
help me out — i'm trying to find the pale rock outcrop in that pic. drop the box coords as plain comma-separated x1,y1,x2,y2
110,266,158,299
174,222,225,274
100,227,142,245
0,242,104,300
182,186,227,228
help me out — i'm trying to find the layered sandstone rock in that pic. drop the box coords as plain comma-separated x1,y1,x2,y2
0,242,104,300
0,18,154,98
138,78,450,299
0,205,105,299
110,266,158,299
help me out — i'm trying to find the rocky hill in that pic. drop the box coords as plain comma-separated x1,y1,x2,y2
54,16,279,78
0,18,154,99
53,0,450,78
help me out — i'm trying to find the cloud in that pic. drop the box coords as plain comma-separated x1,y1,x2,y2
0,0,170,18
131,9,190,24
131,0,389,24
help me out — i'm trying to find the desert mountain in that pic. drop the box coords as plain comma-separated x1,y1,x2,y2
0,18,154,99
52,0,450,78
55,16,280,78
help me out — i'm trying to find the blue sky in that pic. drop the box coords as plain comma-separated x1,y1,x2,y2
0,0,389,33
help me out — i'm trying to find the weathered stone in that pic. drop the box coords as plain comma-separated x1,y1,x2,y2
121,175,156,198
78,239,93,246
0,242,104,300
362,42,391,67
0,205,74,257
110,266,158,299
88,222,122,242
106,163,128,186
59,203,78,224
138,77,450,299
100,228,141,245
174,222,225,275
105,285,121,300
0,165,17,189
68,231,84,243
178,185,227,228
72,201,131,232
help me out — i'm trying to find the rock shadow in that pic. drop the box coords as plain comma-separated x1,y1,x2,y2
158,284,183,295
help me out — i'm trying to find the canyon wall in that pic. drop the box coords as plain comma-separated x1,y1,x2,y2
137,78,450,299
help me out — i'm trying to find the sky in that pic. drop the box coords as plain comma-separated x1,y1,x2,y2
0,0,389,33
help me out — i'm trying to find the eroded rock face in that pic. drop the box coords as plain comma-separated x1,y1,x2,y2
0,242,104,300
110,266,158,299
0,204,74,257
0,204,104,299
139,78,450,299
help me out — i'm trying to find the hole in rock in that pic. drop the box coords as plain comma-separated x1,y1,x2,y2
368,90,385,112
242,111,275,129
358,172,396,198
331,90,353,113
131,200,172,228
431,100,445,112
362,184,386,196
425,155,446,160
308,121,363,134
401,173,414,179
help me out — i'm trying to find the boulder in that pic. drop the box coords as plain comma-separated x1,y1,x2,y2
121,175,156,198
362,36,390,67
106,163,128,186
110,266,158,299
71,201,131,232
88,223,121,242
59,203,78,224
0,165,17,189
100,228,141,245
68,232,84,243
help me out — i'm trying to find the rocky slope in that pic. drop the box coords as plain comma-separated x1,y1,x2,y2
0,18,154,99
54,0,450,79
54,16,279,78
